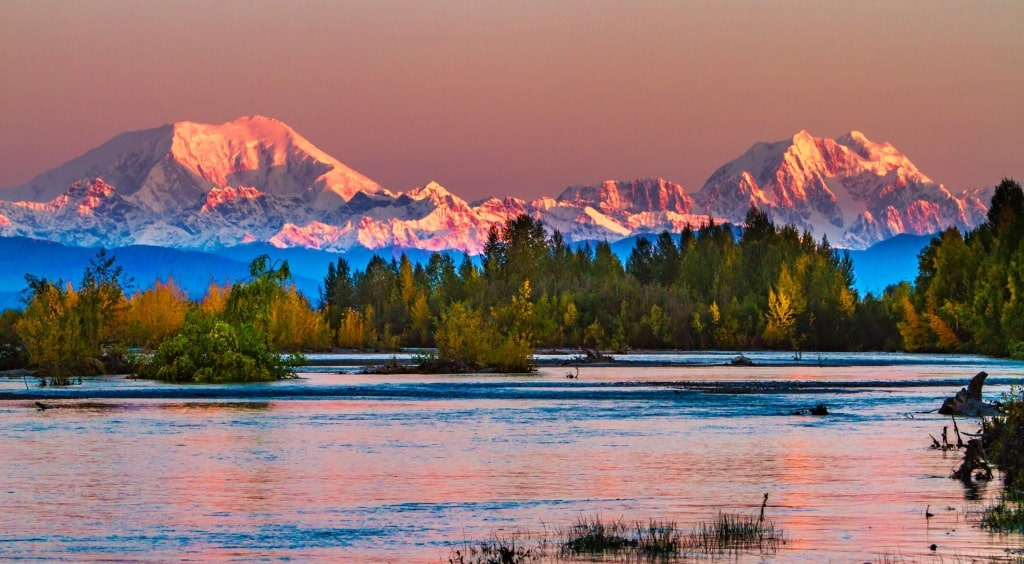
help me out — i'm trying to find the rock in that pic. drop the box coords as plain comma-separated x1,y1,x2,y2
938,371,1000,416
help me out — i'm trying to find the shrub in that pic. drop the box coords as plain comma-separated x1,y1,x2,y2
984,386,1024,489
136,310,302,383
135,256,305,383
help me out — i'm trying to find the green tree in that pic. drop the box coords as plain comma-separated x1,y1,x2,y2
0,309,27,370
136,256,304,383
77,249,130,354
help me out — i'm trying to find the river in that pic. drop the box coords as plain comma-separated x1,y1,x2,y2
1,352,1023,562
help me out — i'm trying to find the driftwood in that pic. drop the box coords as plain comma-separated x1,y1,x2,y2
930,417,970,450
952,438,993,482
938,371,1000,416
792,403,829,416
577,348,614,363
731,354,754,366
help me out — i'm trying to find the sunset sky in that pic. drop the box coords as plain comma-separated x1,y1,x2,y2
2,0,1021,201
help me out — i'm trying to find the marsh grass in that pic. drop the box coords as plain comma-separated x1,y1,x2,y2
982,489,1024,534
448,498,786,562
448,532,542,564
684,510,785,555
558,510,783,560
869,551,1024,563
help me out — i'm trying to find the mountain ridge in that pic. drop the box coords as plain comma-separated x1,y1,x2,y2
0,116,995,253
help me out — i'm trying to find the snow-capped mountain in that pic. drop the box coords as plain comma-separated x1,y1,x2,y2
4,115,385,211
692,130,992,248
0,118,994,253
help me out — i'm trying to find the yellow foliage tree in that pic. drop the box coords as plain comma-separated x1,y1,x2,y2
16,282,92,378
435,301,489,364
897,295,933,352
337,308,368,349
269,286,330,350
118,278,190,348
764,266,806,348
200,281,231,316
408,293,432,346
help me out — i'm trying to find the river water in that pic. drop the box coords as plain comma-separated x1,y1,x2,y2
2,352,1023,562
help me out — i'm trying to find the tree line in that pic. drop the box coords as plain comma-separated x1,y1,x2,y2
891,179,1024,358
1,178,1021,380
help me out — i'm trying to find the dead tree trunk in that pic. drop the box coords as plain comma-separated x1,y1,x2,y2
952,438,993,482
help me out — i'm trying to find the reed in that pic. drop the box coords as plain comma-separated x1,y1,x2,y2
448,495,786,562
448,533,540,564
682,510,784,555
559,508,783,559
981,489,1024,534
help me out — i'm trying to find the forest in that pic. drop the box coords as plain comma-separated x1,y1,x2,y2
1,179,1022,380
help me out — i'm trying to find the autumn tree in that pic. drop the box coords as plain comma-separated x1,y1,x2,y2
117,278,191,348
136,256,305,383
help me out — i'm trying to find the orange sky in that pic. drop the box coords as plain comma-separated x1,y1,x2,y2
1,0,1021,201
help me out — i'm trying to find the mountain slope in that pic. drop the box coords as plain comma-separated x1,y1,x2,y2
0,118,994,253
2,115,384,211
692,130,992,248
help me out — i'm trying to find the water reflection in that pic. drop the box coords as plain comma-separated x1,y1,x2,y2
0,358,1022,562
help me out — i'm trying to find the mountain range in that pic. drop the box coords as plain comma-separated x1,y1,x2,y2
0,115,994,255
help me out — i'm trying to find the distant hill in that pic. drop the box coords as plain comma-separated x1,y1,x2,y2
605,230,931,297
0,238,304,310
0,237,477,311
846,233,933,295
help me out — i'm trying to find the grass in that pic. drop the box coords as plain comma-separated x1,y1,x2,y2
982,489,1024,534
684,510,785,555
448,533,542,564
557,512,784,559
558,503,781,560
447,496,786,562
561,515,636,553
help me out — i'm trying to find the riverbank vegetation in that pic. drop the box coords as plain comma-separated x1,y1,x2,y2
981,387,1024,533
1,178,1022,379
447,500,784,563
897,179,1024,358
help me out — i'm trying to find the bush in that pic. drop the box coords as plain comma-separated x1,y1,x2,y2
984,387,1024,490
434,301,534,373
136,310,303,383
135,257,306,383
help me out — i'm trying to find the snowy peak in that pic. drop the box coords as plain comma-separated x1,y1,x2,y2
405,181,454,203
166,115,384,206
834,130,930,181
694,130,988,247
2,116,384,214
1,125,174,203
0,121,994,253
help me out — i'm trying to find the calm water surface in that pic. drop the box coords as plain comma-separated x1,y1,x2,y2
2,352,1024,562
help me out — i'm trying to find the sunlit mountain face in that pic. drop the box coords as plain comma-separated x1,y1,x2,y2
0,116,992,255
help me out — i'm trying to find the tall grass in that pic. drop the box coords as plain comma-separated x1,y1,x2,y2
684,510,784,555
558,508,783,559
982,488,1024,534
448,533,541,564
447,496,786,562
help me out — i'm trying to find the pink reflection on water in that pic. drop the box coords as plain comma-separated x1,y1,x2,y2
0,363,1022,562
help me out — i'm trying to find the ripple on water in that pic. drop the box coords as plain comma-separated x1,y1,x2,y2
1,357,1023,561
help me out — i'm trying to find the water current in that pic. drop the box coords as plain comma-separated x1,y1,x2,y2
2,352,1023,562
